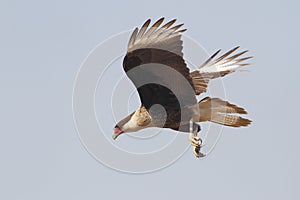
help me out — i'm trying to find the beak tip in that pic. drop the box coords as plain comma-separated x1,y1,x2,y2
112,133,119,140
113,127,124,140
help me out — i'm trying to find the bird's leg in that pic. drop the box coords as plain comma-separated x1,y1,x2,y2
189,120,205,158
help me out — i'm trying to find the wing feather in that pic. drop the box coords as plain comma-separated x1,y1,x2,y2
128,28,138,50
123,18,197,125
191,47,252,95
135,19,151,43
127,18,185,56
143,17,164,38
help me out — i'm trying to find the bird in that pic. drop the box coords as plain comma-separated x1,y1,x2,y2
113,17,252,157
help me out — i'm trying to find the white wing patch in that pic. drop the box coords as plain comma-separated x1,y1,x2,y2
127,18,187,56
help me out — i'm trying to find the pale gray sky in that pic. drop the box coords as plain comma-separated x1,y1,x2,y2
1,0,299,199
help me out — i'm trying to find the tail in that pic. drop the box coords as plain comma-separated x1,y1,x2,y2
198,97,252,127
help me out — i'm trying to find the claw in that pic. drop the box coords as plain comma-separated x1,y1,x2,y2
189,134,205,158
195,151,206,158
193,145,206,158
189,119,205,158
193,146,200,157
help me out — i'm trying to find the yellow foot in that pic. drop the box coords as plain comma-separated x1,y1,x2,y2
189,134,201,147
189,134,205,158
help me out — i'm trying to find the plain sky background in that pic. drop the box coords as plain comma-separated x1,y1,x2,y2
1,0,300,199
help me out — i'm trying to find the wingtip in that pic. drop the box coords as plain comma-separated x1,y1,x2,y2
153,18,178,32
158,17,165,21
211,49,222,58
170,18,177,23
143,19,151,27
241,49,249,54
239,63,251,67
178,28,187,33
145,18,151,23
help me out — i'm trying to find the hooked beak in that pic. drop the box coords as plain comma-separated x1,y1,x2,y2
113,126,124,140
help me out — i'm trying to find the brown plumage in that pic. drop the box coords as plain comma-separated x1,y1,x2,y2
113,18,252,144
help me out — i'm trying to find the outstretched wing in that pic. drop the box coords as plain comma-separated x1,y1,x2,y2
123,18,197,112
191,46,252,95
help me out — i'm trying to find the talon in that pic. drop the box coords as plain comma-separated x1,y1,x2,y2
194,146,205,158
198,152,206,158
188,120,204,158
193,146,200,158
190,135,205,158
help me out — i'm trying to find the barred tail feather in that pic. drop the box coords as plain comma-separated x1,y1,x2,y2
210,114,252,127
198,97,252,127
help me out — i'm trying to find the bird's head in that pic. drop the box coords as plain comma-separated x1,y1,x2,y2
113,107,152,140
